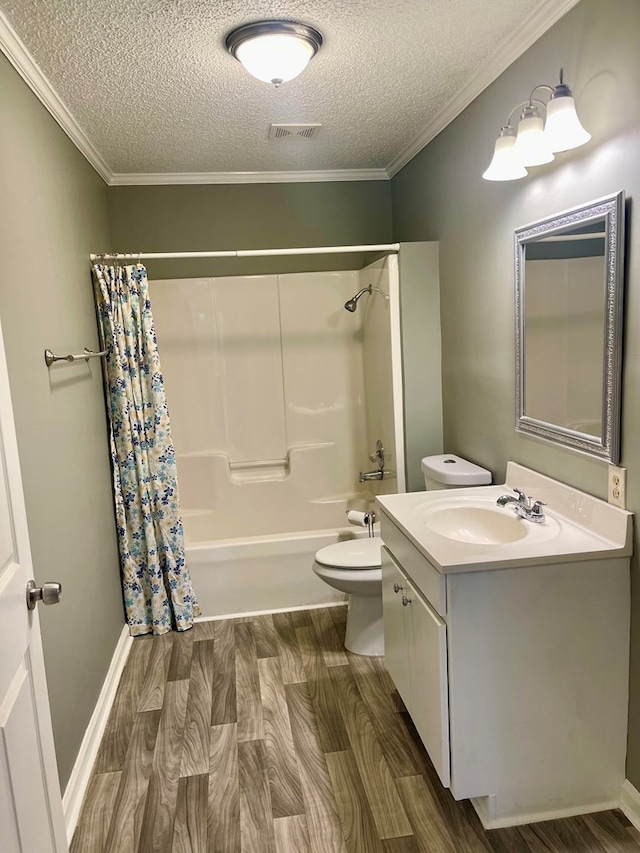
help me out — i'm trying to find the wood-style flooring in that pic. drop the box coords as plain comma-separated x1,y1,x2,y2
71,605,640,852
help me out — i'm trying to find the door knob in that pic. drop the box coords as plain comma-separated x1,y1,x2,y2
402,595,412,607
393,583,404,594
26,580,63,611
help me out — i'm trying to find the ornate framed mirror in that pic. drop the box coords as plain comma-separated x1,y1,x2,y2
515,191,625,463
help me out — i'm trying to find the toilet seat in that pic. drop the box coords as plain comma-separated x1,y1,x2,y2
314,537,382,570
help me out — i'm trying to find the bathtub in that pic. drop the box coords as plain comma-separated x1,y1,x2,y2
186,526,373,618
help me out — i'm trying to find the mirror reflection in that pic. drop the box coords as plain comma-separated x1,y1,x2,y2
515,192,624,463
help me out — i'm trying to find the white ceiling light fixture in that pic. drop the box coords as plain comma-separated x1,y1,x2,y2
226,21,323,87
483,69,590,182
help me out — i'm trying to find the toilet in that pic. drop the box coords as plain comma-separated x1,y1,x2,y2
421,453,492,490
313,454,491,657
313,537,384,656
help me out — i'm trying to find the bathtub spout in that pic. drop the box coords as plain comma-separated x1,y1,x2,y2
359,469,393,482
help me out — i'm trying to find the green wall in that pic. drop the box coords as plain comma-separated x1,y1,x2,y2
0,53,123,790
107,182,393,279
391,0,640,784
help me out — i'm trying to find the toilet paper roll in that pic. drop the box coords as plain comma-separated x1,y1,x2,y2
346,510,369,527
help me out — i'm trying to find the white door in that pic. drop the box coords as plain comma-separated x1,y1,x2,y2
0,315,68,852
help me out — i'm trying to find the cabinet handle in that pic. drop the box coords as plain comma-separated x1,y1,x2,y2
402,595,412,607
393,583,404,594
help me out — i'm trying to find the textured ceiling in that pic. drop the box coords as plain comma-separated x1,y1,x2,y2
1,0,564,177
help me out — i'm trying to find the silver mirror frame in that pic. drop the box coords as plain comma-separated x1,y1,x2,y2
515,191,625,463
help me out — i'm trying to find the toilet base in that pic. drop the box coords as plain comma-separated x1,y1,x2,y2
344,593,384,656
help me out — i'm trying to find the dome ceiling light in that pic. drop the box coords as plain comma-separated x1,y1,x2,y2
226,21,323,87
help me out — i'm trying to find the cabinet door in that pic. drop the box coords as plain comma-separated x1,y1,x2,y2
382,546,450,788
406,577,450,788
381,546,411,703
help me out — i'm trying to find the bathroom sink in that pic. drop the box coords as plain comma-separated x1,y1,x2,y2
419,505,528,545
408,495,561,546
376,462,633,573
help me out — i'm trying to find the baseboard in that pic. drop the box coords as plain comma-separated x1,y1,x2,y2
193,599,348,623
62,624,132,842
620,780,640,832
471,794,620,830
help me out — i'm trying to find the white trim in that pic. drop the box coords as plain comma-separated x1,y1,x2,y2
386,0,584,177
109,169,390,185
620,780,640,832
62,624,132,842
193,600,347,623
0,9,113,184
471,794,620,830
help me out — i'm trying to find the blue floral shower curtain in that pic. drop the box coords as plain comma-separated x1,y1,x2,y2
92,263,199,635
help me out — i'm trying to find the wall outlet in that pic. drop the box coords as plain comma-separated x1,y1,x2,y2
608,464,627,508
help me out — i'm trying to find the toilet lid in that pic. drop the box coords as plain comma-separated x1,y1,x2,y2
315,537,383,569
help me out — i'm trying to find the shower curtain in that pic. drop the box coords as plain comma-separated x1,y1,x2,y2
92,263,199,635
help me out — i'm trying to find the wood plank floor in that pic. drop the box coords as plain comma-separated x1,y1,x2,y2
72,606,640,853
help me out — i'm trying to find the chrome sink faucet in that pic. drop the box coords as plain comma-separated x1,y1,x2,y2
497,488,547,523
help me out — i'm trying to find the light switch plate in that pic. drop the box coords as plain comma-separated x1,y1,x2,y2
608,465,627,509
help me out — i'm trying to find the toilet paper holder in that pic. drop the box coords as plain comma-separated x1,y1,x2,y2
346,509,377,537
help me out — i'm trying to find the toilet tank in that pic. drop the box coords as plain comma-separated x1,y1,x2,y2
421,454,491,490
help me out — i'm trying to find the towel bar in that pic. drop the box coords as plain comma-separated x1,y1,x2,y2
44,348,106,367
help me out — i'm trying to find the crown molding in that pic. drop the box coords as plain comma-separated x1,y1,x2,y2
2,0,582,187
109,169,390,186
386,0,584,178
0,9,113,184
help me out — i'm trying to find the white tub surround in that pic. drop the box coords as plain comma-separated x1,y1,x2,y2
180,444,370,542
150,264,404,546
377,463,632,829
360,254,405,496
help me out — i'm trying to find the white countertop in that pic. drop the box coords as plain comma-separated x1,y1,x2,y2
376,462,633,573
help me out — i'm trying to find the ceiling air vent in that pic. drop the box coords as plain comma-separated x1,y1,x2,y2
268,123,322,141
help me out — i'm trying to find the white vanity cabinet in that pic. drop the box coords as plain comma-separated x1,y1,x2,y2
377,467,632,830
382,545,450,786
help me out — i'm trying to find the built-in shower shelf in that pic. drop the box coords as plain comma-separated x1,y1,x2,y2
229,458,290,483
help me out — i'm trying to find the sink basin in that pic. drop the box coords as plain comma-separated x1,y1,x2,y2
423,506,528,545
406,494,562,548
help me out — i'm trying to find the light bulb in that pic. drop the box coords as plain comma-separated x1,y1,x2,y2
226,22,323,87
235,34,315,85
545,91,591,152
515,105,554,166
483,127,528,181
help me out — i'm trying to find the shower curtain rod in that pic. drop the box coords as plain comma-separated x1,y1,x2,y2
89,243,400,262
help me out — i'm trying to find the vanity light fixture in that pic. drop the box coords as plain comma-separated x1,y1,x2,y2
483,69,590,181
226,21,323,87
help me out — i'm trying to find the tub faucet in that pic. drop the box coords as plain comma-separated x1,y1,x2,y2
496,488,546,522
359,469,393,482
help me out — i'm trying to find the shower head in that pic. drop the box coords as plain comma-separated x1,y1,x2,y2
344,285,372,313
